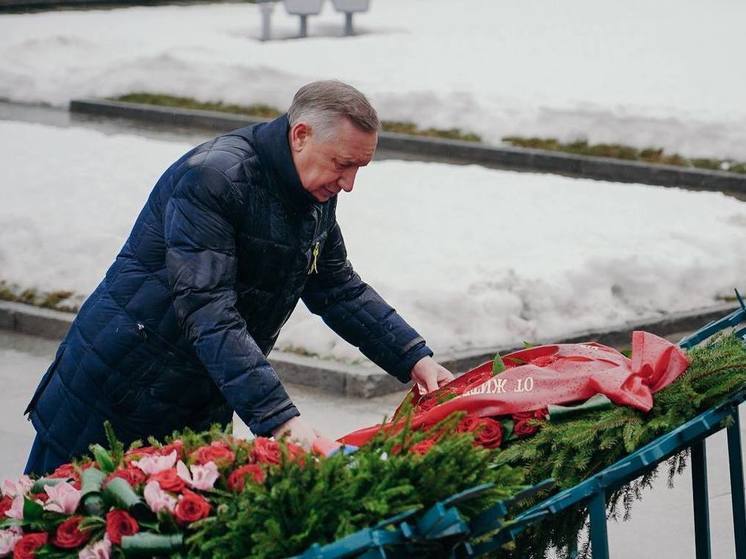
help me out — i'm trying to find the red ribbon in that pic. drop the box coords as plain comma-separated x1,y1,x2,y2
339,331,689,446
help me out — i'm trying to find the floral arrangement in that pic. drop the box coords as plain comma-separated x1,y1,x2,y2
1,333,743,559
0,420,524,559
0,433,299,558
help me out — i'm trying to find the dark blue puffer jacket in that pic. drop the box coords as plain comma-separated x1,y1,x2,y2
25,115,433,461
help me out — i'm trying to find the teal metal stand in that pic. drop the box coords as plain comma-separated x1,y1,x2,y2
588,491,610,559
691,440,712,559
294,304,746,559
727,408,746,559
294,393,745,559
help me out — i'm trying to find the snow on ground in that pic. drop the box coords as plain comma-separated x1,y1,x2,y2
2,120,746,361
1,0,745,159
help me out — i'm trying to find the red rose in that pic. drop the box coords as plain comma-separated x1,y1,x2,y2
251,438,281,465
174,489,211,525
456,415,481,433
190,442,235,467
108,466,147,487
106,509,139,545
227,465,266,493
125,440,184,461
159,440,185,459
13,533,47,559
49,463,81,490
0,495,12,516
513,419,539,437
513,409,548,421
512,409,548,438
286,442,307,463
149,468,185,493
410,439,436,456
49,463,75,477
474,418,503,449
49,463,77,481
51,516,92,549
124,447,158,463
31,493,49,503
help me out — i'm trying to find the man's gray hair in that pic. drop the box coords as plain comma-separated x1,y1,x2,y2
288,80,379,140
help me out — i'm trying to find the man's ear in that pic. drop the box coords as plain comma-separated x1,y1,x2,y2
289,122,312,152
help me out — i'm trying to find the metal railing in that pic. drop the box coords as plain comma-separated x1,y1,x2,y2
292,303,746,558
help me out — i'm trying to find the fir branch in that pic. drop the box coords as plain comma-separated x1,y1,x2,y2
498,333,746,558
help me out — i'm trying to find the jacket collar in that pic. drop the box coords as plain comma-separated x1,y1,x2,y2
252,114,317,211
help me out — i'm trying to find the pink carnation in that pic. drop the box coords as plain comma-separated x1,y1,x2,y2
143,481,177,514
78,536,112,559
1,476,32,498
43,481,81,514
176,461,219,491
5,496,24,519
0,526,22,555
132,450,177,475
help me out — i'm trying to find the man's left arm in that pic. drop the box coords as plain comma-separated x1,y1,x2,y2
302,223,452,388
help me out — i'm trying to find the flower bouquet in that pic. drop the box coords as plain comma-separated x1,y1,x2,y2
0,420,524,558
0,432,310,558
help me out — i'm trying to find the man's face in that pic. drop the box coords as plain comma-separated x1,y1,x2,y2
289,117,378,203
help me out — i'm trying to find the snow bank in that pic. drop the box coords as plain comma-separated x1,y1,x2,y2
2,120,745,361
0,0,745,159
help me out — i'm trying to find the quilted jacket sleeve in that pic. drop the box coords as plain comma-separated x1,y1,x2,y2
302,222,433,383
164,164,299,436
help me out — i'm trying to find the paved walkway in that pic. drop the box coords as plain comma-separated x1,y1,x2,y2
0,329,404,478
1,329,743,558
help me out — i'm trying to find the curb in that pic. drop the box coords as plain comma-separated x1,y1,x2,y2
0,0,220,11
1,300,736,398
0,300,402,398
70,98,746,194
440,303,737,373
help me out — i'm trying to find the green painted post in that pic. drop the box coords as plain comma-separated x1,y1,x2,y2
727,408,746,559
588,491,610,559
691,440,712,559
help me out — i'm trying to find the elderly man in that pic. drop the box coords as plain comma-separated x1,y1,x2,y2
24,80,453,475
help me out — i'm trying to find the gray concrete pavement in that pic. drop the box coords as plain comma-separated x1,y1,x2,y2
1,329,744,558
0,329,404,479
0,331,58,479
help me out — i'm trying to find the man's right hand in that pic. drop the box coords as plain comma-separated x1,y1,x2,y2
271,416,321,450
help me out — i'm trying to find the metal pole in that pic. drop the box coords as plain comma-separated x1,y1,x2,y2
727,407,746,559
589,491,610,559
692,440,712,559
344,12,354,36
259,2,274,42
299,14,308,38
568,538,579,559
